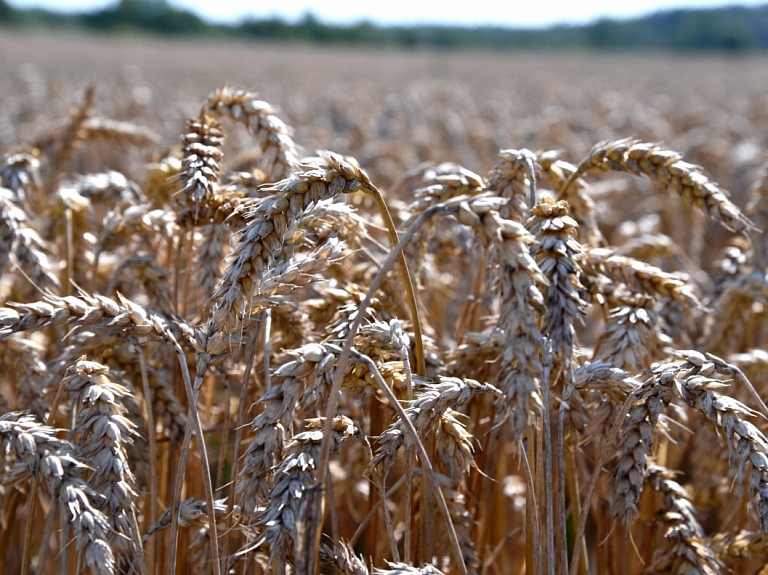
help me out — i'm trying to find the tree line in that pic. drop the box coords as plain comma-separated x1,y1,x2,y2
1,0,767,51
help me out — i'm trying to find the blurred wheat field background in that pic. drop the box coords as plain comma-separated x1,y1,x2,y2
3,30,768,575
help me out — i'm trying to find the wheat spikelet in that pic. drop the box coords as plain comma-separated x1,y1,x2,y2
0,149,42,204
700,272,768,355
373,563,447,574
97,203,177,255
614,353,768,531
528,197,586,361
320,540,370,574
666,374,768,533
0,290,194,345
0,186,61,290
1,335,51,417
593,293,667,371
711,530,768,561
366,377,499,481
408,163,486,213
142,497,231,543
612,376,668,525
574,362,639,445
109,254,176,317
406,192,547,438
144,364,187,440
60,171,145,207
238,341,343,514
144,155,182,206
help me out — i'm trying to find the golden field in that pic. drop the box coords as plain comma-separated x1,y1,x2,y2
1,30,768,575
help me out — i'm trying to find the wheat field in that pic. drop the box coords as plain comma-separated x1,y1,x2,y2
2,30,768,575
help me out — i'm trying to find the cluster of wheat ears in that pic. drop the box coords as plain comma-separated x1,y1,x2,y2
2,82,768,575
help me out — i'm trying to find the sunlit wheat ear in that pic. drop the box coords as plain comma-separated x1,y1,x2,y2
144,364,187,440
408,163,486,213
486,218,545,439
645,465,723,575
238,341,343,515
144,156,183,206
487,148,537,222
565,138,756,234
699,272,768,356
0,335,50,420
416,193,546,439
0,149,43,205
62,358,142,565
210,152,373,333
366,377,499,482
203,87,300,181
573,362,639,446
612,375,669,526
253,416,366,575
0,290,194,345
0,412,115,575
592,293,667,372
373,563,447,574
711,530,768,562
583,247,701,308
527,197,586,362
538,150,604,246
0,186,61,290
176,112,223,225
614,355,768,531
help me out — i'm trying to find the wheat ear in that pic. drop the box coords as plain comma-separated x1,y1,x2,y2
563,138,755,234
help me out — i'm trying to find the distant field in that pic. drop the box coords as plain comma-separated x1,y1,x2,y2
3,29,768,575
3,30,768,169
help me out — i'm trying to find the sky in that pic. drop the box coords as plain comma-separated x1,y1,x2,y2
7,0,768,27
